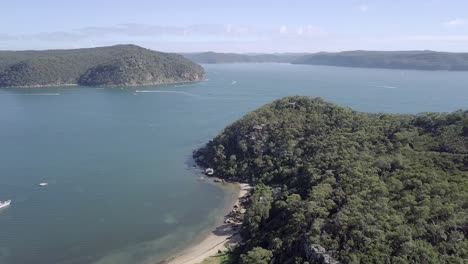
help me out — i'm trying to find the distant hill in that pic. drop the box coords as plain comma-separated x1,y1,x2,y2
292,50,468,71
183,50,468,71
182,52,305,64
0,45,204,87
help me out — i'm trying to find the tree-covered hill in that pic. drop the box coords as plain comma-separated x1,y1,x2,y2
0,45,204,87
183,50,468,71
195,97,468,264
292,50,468,71
182,52,306,64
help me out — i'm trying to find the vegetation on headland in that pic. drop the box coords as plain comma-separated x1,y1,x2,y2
182,52,304,64
201,254,234,264
292,50,468,71
195,96,468,264
184,50,468,71
0,45,204,87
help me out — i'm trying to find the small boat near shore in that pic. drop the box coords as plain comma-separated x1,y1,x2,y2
0,200,11,209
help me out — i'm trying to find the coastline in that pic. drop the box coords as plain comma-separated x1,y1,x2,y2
161,182,251,264
0,78,205,89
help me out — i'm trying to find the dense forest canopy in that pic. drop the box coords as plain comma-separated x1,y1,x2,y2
0,45,204,87
195,97,468,264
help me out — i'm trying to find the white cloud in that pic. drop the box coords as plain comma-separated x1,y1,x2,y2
444,18,468,27
304,25,328,37
357,4,369,12
365,34,468,42
5,22,468,53
279,25,287,34
278,25,327,37
225,24,232,33
0,24,262,43
402,35,468,41
296,27,304,35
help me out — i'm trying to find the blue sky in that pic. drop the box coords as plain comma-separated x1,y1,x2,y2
1,0,468,52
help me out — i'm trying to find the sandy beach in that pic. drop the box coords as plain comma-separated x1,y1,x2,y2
162,183,251,264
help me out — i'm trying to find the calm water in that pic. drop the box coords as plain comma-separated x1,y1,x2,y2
0,64,467,264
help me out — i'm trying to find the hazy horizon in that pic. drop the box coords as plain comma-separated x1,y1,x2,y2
2,44,468,54
1,0,468,53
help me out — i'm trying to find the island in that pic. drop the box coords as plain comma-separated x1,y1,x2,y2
0,45,204,87
194,96,467,263
183,50,468,71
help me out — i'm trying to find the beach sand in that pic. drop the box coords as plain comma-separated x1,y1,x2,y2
162,183,251,264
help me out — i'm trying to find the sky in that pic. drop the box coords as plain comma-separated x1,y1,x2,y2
1,0,468,52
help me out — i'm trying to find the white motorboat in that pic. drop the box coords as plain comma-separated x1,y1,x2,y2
0,200,11,209
205,168,214,176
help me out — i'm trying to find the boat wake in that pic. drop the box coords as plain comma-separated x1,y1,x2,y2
0,200,11,209
368,85,397,89
135,90,200,97
20,93,61,96
174,84,192,87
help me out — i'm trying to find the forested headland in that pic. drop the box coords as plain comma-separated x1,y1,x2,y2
195,96,468,264
0,45,204,87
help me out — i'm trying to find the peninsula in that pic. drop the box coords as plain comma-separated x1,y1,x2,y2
194,96,468,263
0,45,204,87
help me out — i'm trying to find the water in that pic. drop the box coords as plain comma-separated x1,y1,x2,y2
0,63,467,264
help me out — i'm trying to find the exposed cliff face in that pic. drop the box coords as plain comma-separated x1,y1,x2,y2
0,45,204,87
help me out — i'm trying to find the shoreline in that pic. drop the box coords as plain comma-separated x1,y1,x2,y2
161,181,251,264
0,78,206,89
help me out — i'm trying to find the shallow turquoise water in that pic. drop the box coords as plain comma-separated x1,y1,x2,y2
0,63,467,264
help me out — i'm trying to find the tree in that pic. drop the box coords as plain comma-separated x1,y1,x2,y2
240,247,273,264
195,97,468,263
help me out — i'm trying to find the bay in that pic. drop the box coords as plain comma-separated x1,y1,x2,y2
0,63,467,264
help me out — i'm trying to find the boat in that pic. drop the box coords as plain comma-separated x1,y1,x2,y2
0,200,11,209
38,182,48,186
205,168,214,176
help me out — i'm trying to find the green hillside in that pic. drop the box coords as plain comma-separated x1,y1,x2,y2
182,52,305,64
0,45,204,87
195,96,468,264
292,50,468,71
183,50,468,71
